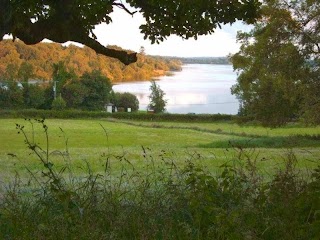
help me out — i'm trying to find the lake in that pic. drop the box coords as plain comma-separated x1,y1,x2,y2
113,64,239,114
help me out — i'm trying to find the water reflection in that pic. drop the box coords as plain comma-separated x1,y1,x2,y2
113,64,239,114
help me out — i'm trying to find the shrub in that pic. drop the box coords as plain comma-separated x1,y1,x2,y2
0,109,234,122
51,96,67,110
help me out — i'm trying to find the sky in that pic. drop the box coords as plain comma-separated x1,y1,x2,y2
92,6,253,57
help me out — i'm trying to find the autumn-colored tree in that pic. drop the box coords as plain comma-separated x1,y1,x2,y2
18,62,34,82
0,40,181,82
4,63,19,81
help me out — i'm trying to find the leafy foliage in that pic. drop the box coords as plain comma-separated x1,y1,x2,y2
18,61,34,82
0,82,24,109
0,0,261,64
231,0,320,126
113,92,139,112
51,96,67,110
22,84,46,108
79,70,113,110
0,40,182,81
0,68,113,111
0,109,234,122
148,80,167,113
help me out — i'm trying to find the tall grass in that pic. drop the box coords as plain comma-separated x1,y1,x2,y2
0,119,319,239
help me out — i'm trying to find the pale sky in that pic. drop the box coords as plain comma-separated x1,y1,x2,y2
93,7,252,57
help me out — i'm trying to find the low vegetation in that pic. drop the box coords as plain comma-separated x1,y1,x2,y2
0,109,234,121
0,118,319,239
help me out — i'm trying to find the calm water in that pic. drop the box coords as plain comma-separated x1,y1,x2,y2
113,64,239,114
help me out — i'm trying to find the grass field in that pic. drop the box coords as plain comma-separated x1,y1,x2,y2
1,117,320,239
0,118,319,180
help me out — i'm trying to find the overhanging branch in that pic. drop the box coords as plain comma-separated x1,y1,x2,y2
113,2,137,16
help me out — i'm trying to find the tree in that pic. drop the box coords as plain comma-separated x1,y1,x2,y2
0,40,183,82
230,0,320,126
79,70,113,110
0,0,261,65
23,84,46,109
61,80,88,109
52,61,77,96
0,82,24,109
41,85,55,110
148,80,167,113
4,63,19,81
113,92,139,112
51,95,67,110
18,62,34,82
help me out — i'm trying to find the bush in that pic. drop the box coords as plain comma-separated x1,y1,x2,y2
0,109,234,122
51,96,67,110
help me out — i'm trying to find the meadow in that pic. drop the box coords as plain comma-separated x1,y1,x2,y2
1,117,320,239
0,117,319,179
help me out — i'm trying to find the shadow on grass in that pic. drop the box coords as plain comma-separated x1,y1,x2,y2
198,135,320,149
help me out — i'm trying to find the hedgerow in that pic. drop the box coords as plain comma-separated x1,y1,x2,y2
0,109,234,122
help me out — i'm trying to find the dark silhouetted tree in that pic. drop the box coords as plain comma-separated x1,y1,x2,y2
1,0,260,64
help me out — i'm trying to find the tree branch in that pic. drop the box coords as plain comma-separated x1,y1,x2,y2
73,34,137,65
9,5,138,65
113,2,137,16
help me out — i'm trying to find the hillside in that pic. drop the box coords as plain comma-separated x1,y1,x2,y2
0,40,182,82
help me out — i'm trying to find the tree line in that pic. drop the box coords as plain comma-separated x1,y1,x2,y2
0,62,141,112
0,59,170,113
0,40,182,83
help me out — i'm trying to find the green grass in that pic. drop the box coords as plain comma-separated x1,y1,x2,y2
1,118,320,239
0,119,320,184
0,118,319,180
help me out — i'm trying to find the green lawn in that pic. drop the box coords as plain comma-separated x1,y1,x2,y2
0,118,319,180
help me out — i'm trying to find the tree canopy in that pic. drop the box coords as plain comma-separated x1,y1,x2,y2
148,80,167,113
0,0,261,65
230,0,320,126
0,40,182,81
